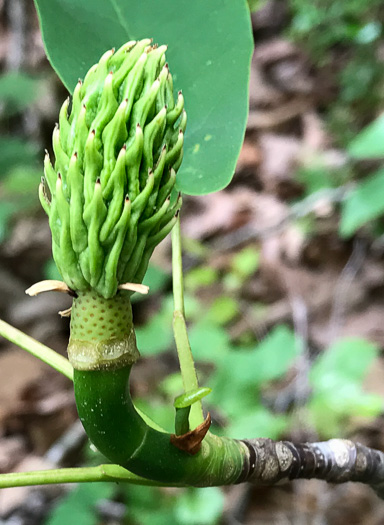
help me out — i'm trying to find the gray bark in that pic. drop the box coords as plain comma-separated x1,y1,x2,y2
240,438,384,499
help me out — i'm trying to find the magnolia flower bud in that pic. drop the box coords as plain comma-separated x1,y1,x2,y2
40,39,186,298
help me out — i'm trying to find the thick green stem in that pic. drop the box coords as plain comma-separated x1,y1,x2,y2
74,365,246,485
172,215,203,427
69,290,246,485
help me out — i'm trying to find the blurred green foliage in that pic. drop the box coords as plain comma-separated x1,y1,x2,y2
295,111,384,239
0,72,42,116
289,0,383,56
47,483,225,525
0,165,41,242
4,1,383,522
309,338,382,436
247,0,265,13
0,71,43,243
46,483,115,525
289,0,384,144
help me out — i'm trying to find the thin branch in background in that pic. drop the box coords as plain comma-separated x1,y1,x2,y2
286,294,330,525
210,186,349,254
272,292,312,420
44,420,86,465
327,238,367,345
238,298,269,343
290,294,310,408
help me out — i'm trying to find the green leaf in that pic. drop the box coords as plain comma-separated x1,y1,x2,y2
340,168,384,236
0,72,41,116
124,485,175,525
308,384,383,438
0,166,41,242
174,487,224,525
0,137,39,177
143,264,169,292
44,259,63,280
45,483,114,525
2,166,40,196
185,266,219,292
206,296,239,325
348,113,384,158
355,22,382,44
231,246,260,279
309,338,382,437
226,406,288,440
188,320,231,362
310,337,378,389
159,372,184,398
131,263,169,303
174,387,212,408
296,163,340,195
34,0,253,195
135,300,174,356
208,325,298,412
247,0,264,13
249,325,299,383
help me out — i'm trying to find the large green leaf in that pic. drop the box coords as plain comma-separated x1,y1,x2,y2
340,167,384,237
34,0,253,195
348,113,384,159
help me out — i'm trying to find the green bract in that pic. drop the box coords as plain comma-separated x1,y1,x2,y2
40,39,186,298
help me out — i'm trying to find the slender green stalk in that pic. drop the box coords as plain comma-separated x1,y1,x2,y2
172,215,204,427
0,319,73,380
172,216,185,316
0,464,167,488
173,313,203,427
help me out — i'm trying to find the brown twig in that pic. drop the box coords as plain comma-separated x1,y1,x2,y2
240,438,384,499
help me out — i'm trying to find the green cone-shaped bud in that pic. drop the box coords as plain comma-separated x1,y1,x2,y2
40,39,186,298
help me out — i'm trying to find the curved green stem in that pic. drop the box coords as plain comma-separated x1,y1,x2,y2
74,365,246,485
67,286,246,485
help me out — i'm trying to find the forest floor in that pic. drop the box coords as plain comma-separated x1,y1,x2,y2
1,1,384,524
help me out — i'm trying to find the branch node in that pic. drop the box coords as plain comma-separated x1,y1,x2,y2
170,413,211,455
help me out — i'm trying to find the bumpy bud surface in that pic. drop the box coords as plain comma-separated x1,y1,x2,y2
40,39,186,298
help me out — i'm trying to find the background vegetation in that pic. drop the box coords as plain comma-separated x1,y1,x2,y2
1,0,384,523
